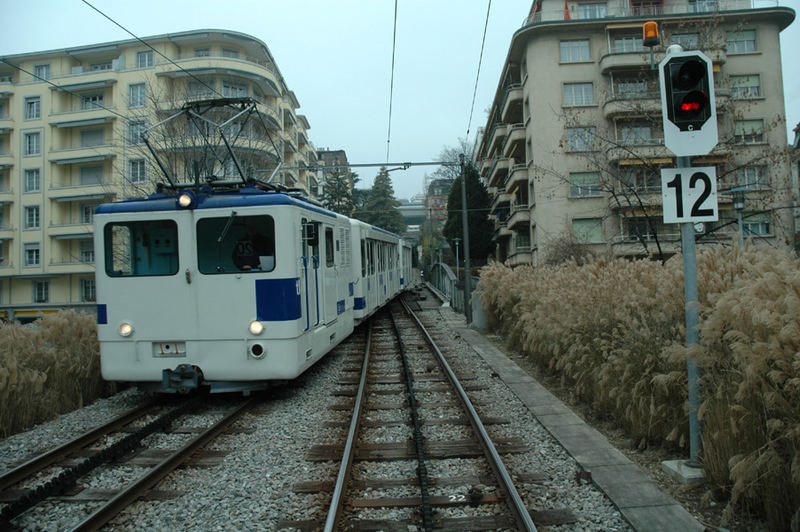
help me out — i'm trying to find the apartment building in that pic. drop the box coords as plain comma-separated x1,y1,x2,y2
477,0,795,266
0,29,315,321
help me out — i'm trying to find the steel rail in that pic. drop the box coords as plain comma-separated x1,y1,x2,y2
323,323,372,532
399,297,537,532
0,401,155,492
71,397,258,532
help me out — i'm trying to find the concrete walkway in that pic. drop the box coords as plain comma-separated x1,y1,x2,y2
426,298,703,531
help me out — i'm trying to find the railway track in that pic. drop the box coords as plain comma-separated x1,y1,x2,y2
284,295,577,530
0,393,258,530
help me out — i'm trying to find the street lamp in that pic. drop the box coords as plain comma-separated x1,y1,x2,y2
453,237,461,281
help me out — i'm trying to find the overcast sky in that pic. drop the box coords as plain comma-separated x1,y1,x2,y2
1,0,797,200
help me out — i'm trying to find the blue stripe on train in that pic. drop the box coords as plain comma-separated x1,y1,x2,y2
97,304,107,324
337,300,345,314
256,278,301,321
354,297,366,310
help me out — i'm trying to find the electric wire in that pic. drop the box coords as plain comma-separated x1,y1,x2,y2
81,0,225,101
466,0,492,137
386,0,399,162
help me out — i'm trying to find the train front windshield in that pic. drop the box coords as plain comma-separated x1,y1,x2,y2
197,214,276,273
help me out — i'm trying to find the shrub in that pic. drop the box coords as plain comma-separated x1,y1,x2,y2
479,245,800,528
0,310,108,438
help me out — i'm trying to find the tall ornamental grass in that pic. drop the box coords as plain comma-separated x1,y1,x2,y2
0,311,107,438
479,245,800,529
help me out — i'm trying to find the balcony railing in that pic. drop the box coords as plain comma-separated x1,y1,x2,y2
524,0,749,25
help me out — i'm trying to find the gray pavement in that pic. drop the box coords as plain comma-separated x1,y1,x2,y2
423,290,703,532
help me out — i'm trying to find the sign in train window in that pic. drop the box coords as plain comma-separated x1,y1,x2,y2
196,214,275,273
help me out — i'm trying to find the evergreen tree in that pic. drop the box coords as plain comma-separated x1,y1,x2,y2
356,167,406,234
320,167,355,215
443,160,495,260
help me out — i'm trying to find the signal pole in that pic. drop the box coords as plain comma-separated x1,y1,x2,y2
459,154,473,324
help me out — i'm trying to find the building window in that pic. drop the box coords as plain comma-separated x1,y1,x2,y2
614,35,644,53
24,169,40,192
222,48,240,59
625,217,659,241
222,80,247,98
563,83,594,106
80,165,103,185
194,47,211,57
136,50,154,68
129,83,146,108
80,128,104,147
742,212,770,235
128,121,146,145
33,280,49,302
89,60,113,71
24,243,40,266
129,159,146,183
614,77,653,99
735,166,768,189
689,0,719,14
515,232,531,252
577,3,606,19
24,132,41,155
621,166,660,193
671,33,700,50
81,204,97,224
567,127,595,151
187,80,215,99
81,277,96,302
24,205,40,229
80,93,104,110
727,30,756,53
25,97,41,120
33,64,50,80
730,75,761,99
80,240,95,264
570,172,603,197
734,119,764,144
572,218,604,243
620,123,655,145
560,40,590,63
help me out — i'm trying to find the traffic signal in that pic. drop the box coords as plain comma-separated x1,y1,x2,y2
659,50,718,156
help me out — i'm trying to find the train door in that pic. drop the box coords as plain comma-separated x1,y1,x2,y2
301,218,320,329
322,225,338,324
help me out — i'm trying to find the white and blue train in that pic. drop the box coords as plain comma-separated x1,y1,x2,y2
94,184,414,393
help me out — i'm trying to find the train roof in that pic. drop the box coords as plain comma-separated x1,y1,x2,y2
95,188,339,219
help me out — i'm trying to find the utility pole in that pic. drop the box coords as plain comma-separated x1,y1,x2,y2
459,154,473,324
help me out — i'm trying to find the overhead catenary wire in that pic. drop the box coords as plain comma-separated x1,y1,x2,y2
466,0,492,138
386,0,399,162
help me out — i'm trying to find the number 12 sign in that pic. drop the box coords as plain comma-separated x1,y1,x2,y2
660,167,718,224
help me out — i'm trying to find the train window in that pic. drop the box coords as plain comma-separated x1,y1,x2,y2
196,214,275,274
302,220,320,262
104,220,178,277
360,239,366,277
325,227,334,268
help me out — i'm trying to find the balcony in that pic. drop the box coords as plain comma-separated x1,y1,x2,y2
487,123,508,158
602,95,660,119
155,57,280,97
505,163,528,192
508,203,530,229
507,248,533,266
524,0,752,25
606,141,671,164
503,124,526,158
49,147,116,166
487,157,510,189
501,84,523,124
492,189,511,211
494,218,512,239
48,184,116,203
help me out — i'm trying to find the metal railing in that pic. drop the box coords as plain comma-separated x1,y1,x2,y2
426,261,477,316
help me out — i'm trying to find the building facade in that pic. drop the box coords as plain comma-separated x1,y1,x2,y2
477,0,795,266
0,29,315,321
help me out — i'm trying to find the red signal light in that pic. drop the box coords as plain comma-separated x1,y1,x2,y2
681,102,701,111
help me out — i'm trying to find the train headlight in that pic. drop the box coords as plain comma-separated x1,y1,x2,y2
249,321,264,335
119,322,134,337
177,191,196,209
